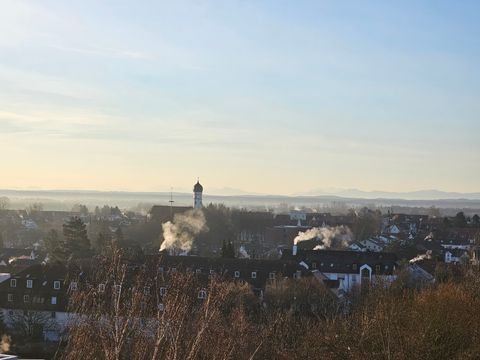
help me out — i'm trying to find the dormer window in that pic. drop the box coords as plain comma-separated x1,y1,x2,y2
251,272,257,279
269,272,276,280
234,271,240,278
53,281,61,290
198,289,207,299
10,279,16,288
26,280,33,289
7,294,13,302
24,295,30,303
160,287,167,296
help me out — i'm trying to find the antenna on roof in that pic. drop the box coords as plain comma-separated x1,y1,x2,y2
169,187,174,218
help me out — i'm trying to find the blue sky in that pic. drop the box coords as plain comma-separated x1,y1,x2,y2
0,0,479,194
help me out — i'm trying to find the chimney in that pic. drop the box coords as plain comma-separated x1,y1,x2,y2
292,245,298,256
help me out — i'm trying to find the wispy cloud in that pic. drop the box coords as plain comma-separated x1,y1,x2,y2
0,65,104,101
50,44,153,61
0,107,255,152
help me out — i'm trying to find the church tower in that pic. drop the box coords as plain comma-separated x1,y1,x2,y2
193,179,203,209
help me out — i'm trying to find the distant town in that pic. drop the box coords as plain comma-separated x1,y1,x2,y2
0,180,479,357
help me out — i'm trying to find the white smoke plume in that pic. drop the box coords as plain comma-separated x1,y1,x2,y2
160,209,208,253
239,245,250,259
294,226,353,250
409,250,432,264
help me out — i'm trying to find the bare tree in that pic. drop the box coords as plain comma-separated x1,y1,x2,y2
62,252,266,360
8,310,57,341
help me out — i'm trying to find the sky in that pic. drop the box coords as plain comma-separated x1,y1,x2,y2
0,0,479,195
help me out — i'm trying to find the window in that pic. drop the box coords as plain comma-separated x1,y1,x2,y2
352,264,358,271
251,272,257,279
7,294,13,302
24,295,30,303
26,279,33,289
160,287,167,296
269,272,276,280
198,289,207,299
295,270,301,279
98,284,105,293
158,303,164,312
375,265,381,273
53,281,61,290
10,279,16,288
70,282,77,291
170,267,177,273
361,268,371,278
312,262,317,269
51,296,57,305
234,271,240,278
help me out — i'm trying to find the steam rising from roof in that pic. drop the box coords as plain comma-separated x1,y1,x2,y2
239,245,250,259
409,250,432,263
160,209,208,253
294,225,353,250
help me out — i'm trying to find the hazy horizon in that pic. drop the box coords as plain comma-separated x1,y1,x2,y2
1,1,479,194
2,185,480,201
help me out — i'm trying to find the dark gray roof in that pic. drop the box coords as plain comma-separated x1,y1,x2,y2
282,249,397,275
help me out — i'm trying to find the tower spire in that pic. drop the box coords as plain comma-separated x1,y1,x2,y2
193,179,203,209
169,187,174,218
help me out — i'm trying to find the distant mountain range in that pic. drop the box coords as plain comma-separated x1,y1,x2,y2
2,186,479,200
297,188,480,201
1,188,480,213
